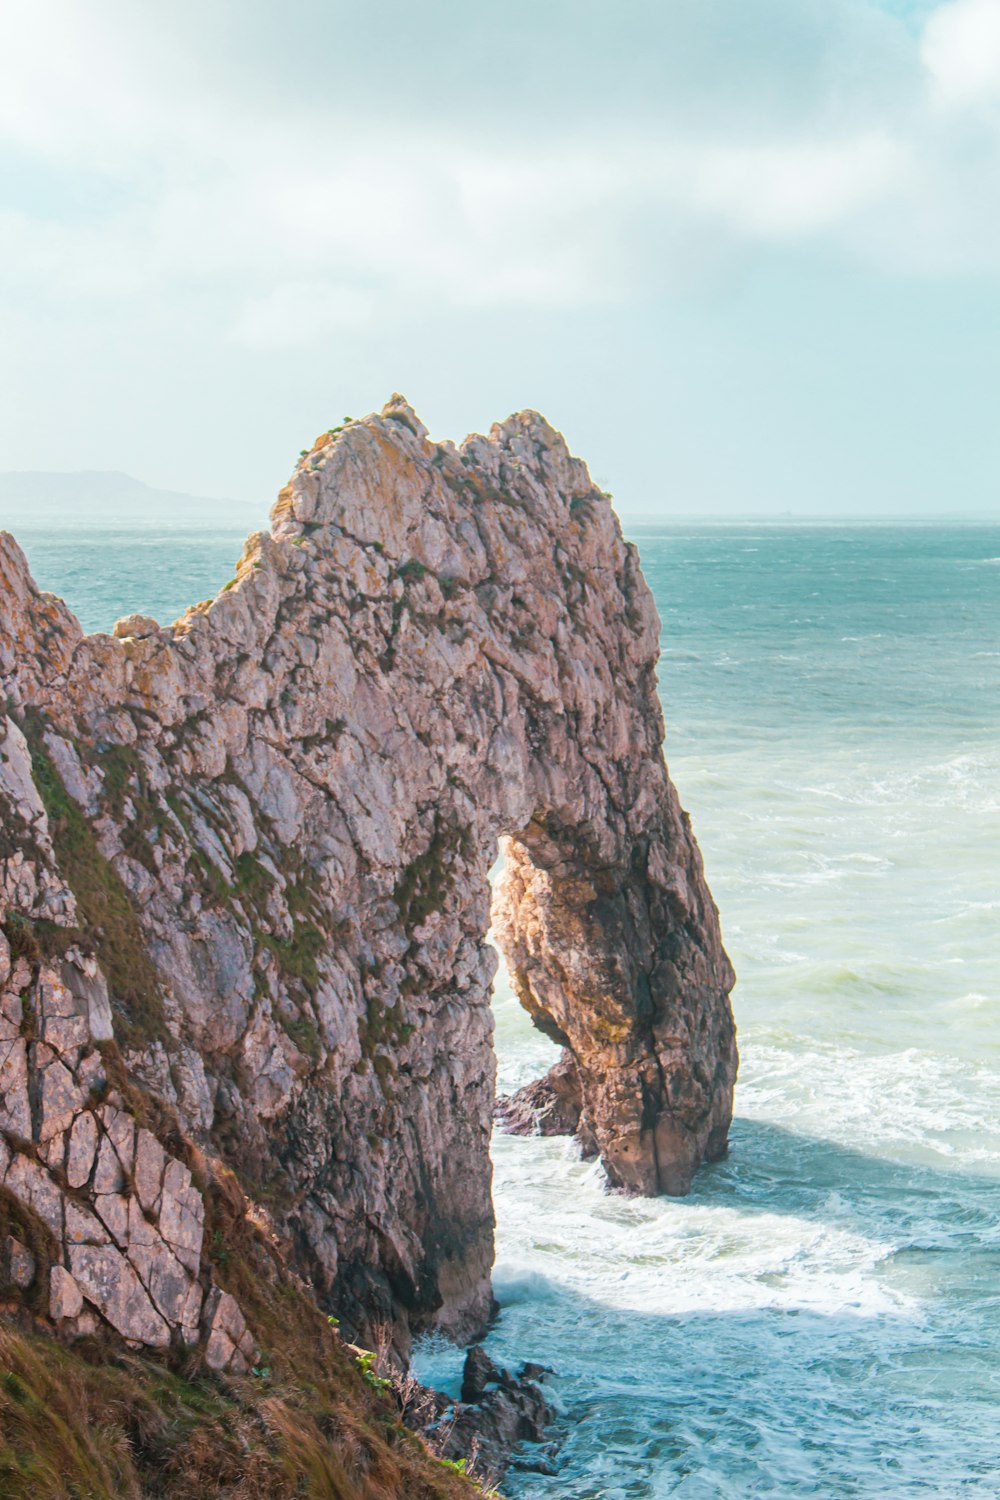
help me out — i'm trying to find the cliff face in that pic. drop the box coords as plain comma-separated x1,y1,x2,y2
0,396,737,1364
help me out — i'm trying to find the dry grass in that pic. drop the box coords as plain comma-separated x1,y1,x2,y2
0,1280,482,1500
0,1155,483,1499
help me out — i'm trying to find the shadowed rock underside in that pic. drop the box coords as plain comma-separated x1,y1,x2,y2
0,395,736,1359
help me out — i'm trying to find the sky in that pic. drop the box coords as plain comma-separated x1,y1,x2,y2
3,0,1000,519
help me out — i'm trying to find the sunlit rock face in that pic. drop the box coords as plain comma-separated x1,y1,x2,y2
0,395,736,1350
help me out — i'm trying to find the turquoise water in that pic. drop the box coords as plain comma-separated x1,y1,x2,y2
11,522,1000,1498
8,528,254,634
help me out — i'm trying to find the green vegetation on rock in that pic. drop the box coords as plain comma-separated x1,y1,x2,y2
20,715,168,1051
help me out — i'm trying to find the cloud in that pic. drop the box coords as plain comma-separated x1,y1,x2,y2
231,281,374,349
667,134,908,238
2,0,1000,336
922,0,1000,103
4,0,1000,517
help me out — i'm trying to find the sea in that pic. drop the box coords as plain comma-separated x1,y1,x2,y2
10,520,1000,1499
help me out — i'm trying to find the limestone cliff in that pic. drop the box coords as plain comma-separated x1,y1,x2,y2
0,396,737,1380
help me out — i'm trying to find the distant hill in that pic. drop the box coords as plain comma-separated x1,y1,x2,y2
0,471,264,531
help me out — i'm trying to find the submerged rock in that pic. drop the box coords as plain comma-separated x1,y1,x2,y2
0,396,736,1367
495,1047,595,1149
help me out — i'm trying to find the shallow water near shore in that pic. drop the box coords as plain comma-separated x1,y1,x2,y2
13,519,1000,1498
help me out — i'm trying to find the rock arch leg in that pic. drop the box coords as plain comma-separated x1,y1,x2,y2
494,804,737,1196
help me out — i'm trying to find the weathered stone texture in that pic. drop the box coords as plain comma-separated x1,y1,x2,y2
202,1285,258,1372
0,938,225,1352
0,395,736,1352
49,1264,84,1321
1,1234,36,1291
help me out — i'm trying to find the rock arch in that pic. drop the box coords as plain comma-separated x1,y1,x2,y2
0,396,736,1351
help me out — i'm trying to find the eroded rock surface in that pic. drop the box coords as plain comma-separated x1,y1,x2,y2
495,1049,592,1146
0,925,258,1363
0,395,736,1353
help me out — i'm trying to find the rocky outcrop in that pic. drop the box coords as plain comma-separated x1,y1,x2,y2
411,1345,554,1483
0,917,257,1367
495,1048,593,1145
0,395,736,1363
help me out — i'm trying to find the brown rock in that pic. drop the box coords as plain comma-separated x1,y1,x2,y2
4,1152,63,1237
92,1133,125,1194
64,1198,111,1246
102,1106,136,1177
49,1264,84,1321
0,396,737,1356
112,614,160,640
157,1156,203,1273
68,1243,170,1347
66,1111,99,1189
0,1036,31,1137
429,1348,553,1480
133,1128,166,1213
35,1054,83,1141
128,1235,201,1333
93,1192,130,1247
1,1234,36,1290
461,1343,502,1403
202,1286,257,1373
495,1049,588,1142
40,1012,89,1055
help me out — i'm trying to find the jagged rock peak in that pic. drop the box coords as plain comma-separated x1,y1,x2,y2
0,398,737,1357
382,392,429,438
267,396,593,556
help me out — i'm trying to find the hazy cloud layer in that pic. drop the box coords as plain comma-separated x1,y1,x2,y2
3,0,1000,514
